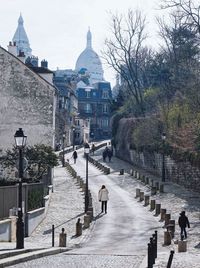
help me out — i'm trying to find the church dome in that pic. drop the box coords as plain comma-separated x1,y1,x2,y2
75,29,104,84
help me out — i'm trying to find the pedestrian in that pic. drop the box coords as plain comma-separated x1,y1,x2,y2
178,211,190,240
107,149,113,162
98,185,109,214
72,150,78,164
91,144,95,155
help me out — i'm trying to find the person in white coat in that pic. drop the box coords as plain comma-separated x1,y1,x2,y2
98,185,109,214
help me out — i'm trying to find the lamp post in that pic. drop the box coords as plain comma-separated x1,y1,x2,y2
72,128,75,150
62,133,66,167
14,128,27,249
84,143,90,213
161,133,166,182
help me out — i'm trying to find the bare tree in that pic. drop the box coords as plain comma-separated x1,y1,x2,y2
160,0,200,34
102,9,148,116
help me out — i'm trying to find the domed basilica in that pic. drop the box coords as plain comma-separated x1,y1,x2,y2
75,29,104,85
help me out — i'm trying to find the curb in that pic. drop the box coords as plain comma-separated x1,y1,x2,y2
0,247,69,267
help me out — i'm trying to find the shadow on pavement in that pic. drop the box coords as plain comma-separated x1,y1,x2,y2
43,212,85,235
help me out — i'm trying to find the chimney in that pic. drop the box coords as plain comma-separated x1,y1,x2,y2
41,59,48,68
17,50,26,63
7,41,17,57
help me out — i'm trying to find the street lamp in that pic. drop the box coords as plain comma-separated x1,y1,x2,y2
72,128,75,150
62,133,66,167
161,133,166,182
14,128,27,249
84,143,90,213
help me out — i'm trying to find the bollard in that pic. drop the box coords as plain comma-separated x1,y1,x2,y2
150,237,155,264
150,199,156,210
153,231,157,259
164,231,171,245
155,203,161,215
178,240,187,252
139,191,144,202
59,228,67,247
141,175,145,183
145,177,149,185
52,224,55,247
130,169,134,176
147,242,153,268
134,170,137,178
164,213,171,226
84,215,90,228
137,172,140,179
155,182,159,190
167,224,175,238
135,188,141,198
76,176,81,184
150,179,154,187
76,218,82,236
105,167,110,174
160,208,167,221
159,184,164,193
120,169,124,175
151,186,157,195
82,183,86,192
144,195,150,206
167,250,174,268
79,179,84,188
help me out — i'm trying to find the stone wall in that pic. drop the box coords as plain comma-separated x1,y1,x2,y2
0,46,56,151
115,118,200,193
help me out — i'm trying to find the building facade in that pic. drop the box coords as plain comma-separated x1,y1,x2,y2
75,30,112,141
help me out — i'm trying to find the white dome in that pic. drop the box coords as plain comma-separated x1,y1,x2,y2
75,30,104,84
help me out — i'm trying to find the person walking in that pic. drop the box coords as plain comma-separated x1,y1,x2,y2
72,150,78,164
107,149,113,162
178,211,190,240
91,144,95,155
98,185,109,214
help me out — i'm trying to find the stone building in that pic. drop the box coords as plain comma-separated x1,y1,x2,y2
75,30,112,140
0,45,57,151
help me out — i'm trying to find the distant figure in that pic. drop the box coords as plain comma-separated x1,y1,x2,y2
72,150,78,164
98,185,109,214
91,144,95,155
102,147,109,162
178,211,190,240
107,149,113,162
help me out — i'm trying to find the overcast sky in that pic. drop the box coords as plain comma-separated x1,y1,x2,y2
0,0,164,86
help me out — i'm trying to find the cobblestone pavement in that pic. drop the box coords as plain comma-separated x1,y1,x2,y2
10,254,144,268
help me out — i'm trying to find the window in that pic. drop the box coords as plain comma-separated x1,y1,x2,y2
86,91,90,98
102,90,109,99
85,103,91,113
102,104,108,113
102,119,109,127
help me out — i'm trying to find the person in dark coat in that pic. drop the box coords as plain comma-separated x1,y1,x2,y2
91,144,95,155
72,150,78,164
178,211,190,239
107,149,113,162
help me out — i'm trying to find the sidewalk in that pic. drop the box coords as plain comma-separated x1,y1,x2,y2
92,148,200,267
0,163,94,264
1,146,200,267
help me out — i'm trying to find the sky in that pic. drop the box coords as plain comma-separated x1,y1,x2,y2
0,0,165,87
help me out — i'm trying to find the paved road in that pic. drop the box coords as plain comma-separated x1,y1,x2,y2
10,147,161,267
